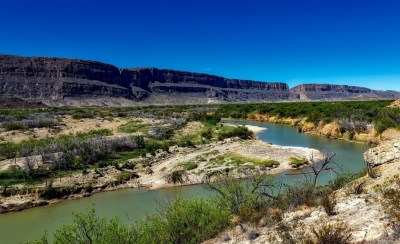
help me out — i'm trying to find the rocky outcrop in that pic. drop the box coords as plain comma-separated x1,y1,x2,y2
0,54,399,106
364,130,400,166
290,84,400,100
0,55,290,106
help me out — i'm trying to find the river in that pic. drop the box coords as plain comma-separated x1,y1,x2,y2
0,121,366,243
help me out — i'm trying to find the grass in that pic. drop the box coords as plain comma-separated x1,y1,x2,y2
118,121,150,134
181,161,198,171
288,157,309,168
76,129,113,138
226,153,279,167
116,150,146,161
209,155,226,165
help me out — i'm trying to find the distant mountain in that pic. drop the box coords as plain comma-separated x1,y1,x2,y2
0,54,398,106
290,84,400,100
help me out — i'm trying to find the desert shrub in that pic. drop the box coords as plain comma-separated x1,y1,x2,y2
280,179,319,209
274,221,312,244
381,176,400,239
238,202,270,224
3,121,27,131
217,125,253,140
31,208,133,244
375,117,397,133
176,136,196,148
147,126,173,140
327,170,358,191
145,139,169,153
23,118,58,129
71,110,95,120
311,222,352,244
348,179,366,195
169,170,184,184
182,161,198,171
116,171,136,183
275,221,351,244
193,113,221,125
206,174,277,220
118,121,149,134
168,117,187,129
200,128,213,140
321,194,337,216
0,142,20,160
132,135,145,149
132,198,230,244
76,129,113,138
288,157,309,168
98,109,111,118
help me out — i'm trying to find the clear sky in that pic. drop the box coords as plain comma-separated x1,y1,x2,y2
1,0,399,91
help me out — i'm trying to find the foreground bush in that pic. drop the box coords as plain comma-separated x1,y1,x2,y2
32,198,230,244
275,221,352,244
31,208,133,244
133,198,230,243
381,176,400,239
311,222,352,244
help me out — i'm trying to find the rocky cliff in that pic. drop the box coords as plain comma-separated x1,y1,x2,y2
0,54,399,106
0,55,290,106
290,84,400,100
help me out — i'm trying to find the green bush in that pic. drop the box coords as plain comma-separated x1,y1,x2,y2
132,198,230,244
76,129,113,138
116,171,135,183
217,125,253,140
216,100,399,134
170,170,184,184
71,110,95,120
200,128,213,139
31,208,133,244
193,113,221,125
375,117,397,133
182,162,198,171
33,199,230,244
118,121,149,134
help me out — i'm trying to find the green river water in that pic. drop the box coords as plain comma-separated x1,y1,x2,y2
0,121,366,243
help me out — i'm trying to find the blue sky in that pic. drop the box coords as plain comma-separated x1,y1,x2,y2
1,0,400,91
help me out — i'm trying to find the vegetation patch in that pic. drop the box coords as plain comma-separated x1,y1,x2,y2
227,153,279,167
217,125,253,140
181,161,198,171
118,121,150,134
288,156,309,168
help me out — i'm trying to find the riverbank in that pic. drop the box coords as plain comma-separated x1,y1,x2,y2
0,123,323,214
204,128,400,243
237,114,380,144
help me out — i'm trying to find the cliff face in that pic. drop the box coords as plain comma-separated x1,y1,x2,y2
0,54,399,106
0,55,290,106
291,84,400,100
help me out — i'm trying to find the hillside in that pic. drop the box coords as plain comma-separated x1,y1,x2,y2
0,54,399,106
